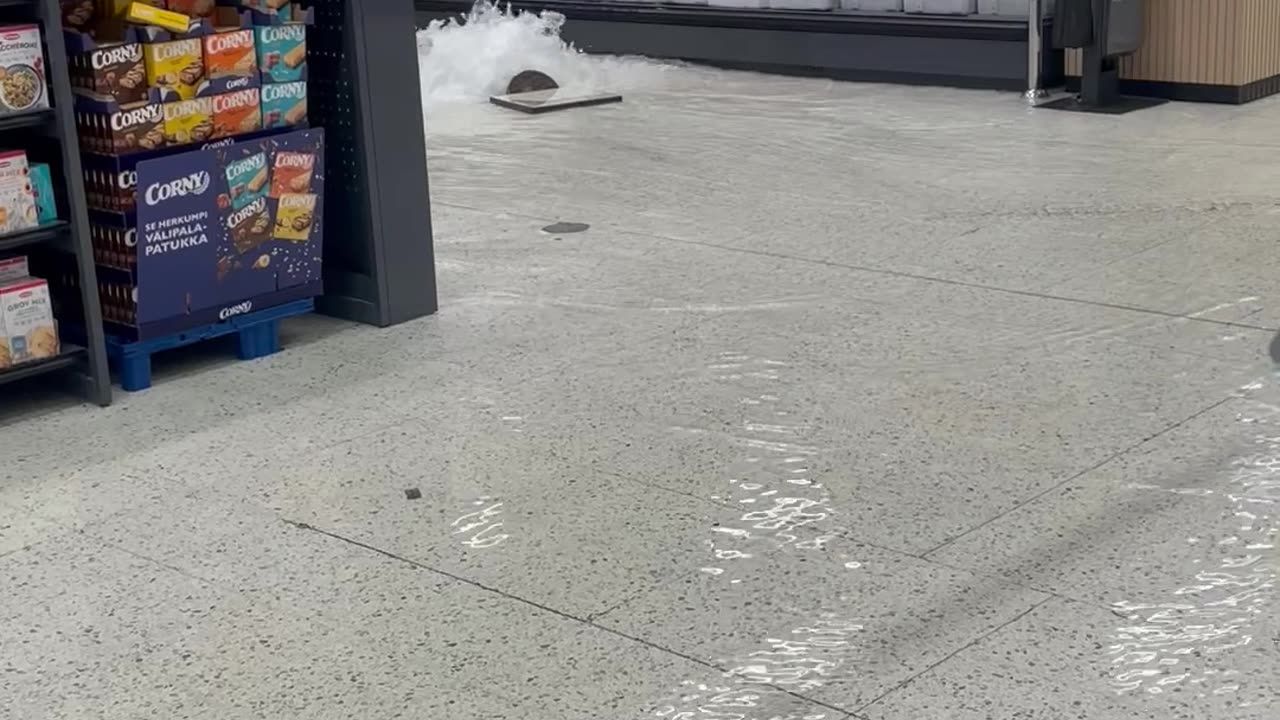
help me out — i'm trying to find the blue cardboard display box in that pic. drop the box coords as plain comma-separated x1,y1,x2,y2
76,127,325,340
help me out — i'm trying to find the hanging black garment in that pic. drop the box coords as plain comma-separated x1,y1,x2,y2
1053,0,1095,49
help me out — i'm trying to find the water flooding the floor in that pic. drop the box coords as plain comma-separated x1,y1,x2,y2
414,4,1280,717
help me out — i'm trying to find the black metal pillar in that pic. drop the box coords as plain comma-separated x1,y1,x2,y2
310,0,437,327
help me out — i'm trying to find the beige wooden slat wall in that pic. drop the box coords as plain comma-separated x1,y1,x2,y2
1063,0,1280,86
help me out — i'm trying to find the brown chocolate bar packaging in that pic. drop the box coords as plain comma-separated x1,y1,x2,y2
71,42,147,104
77,100,165,155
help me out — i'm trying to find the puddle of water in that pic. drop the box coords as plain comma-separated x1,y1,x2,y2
654,352,862,718
1107,393,1279,706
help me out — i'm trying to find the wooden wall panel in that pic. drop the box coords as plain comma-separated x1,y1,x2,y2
1062,0,1280,87
1236,0,1280,84
1065,0,1243,84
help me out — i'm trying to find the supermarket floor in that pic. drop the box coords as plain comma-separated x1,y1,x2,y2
8,63,1280,720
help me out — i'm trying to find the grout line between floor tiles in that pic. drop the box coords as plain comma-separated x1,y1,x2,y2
282,517,858,719
921,395,1240,559
853,595,1055,716
435,200,1278,334
88,533,223,588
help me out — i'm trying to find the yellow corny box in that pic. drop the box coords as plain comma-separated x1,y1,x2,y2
143,38,204,100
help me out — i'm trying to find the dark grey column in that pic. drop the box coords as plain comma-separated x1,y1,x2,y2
311,0,438,327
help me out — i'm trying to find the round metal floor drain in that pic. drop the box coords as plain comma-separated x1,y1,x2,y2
542,222,589,234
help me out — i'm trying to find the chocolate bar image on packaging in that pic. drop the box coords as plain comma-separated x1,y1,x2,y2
272,192,315,242
226,195,273,254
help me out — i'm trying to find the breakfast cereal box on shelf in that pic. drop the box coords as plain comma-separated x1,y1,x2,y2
0,151,38,235
0,255,28,283
0,25,49,114
0,276,59,368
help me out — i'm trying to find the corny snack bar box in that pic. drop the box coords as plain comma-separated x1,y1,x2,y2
254,22,305,83
82,125,296,215
69,41,148,104
143,37,205,100
260,80,305,129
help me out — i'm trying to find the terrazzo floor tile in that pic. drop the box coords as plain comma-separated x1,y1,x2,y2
188,418,738,618
928,397,1280,609
860,597,1279,720
593,535,1049,712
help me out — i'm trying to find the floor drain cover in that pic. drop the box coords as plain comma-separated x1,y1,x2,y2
542,222,589,234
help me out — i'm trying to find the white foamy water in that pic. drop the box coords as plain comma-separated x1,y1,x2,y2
416,2,677,115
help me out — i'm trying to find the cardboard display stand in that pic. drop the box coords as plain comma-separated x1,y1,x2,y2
87,127,324,340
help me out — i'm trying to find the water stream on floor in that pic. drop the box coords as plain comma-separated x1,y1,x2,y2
1107,387,1279,710
653,352,861,719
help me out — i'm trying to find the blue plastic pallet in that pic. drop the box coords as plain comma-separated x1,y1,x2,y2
107,299,315,392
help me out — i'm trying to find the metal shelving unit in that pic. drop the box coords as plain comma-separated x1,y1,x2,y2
0,0,111,405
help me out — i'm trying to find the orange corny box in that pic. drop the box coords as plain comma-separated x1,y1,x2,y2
202,28,257,80
211,87,260,138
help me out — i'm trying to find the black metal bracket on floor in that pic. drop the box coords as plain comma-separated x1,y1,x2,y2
417,1,1064,92
312,0,438,327
1041,0,1167,115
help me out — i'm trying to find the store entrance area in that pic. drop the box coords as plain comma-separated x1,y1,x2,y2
5,6,1280,719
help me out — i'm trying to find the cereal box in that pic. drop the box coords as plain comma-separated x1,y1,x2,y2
0,256,27,283
0,151,38,235
260,80,306,128
78,99,165,154
268,150,313,197
0,277,58,368
0,25,49,114
224,151,269,211
28,163,56,224
143,38,204,101
203,29,258,86
255,23,306,83
71,42,147,104
211,87,261,139
273,193,316,241
162,96,214,145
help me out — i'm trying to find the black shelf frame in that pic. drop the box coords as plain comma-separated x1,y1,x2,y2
0,0,111,405
311,0,438,327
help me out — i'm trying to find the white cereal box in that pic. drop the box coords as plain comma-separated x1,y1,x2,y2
0,276,58,368
0,24,49,114
0,150,38,235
